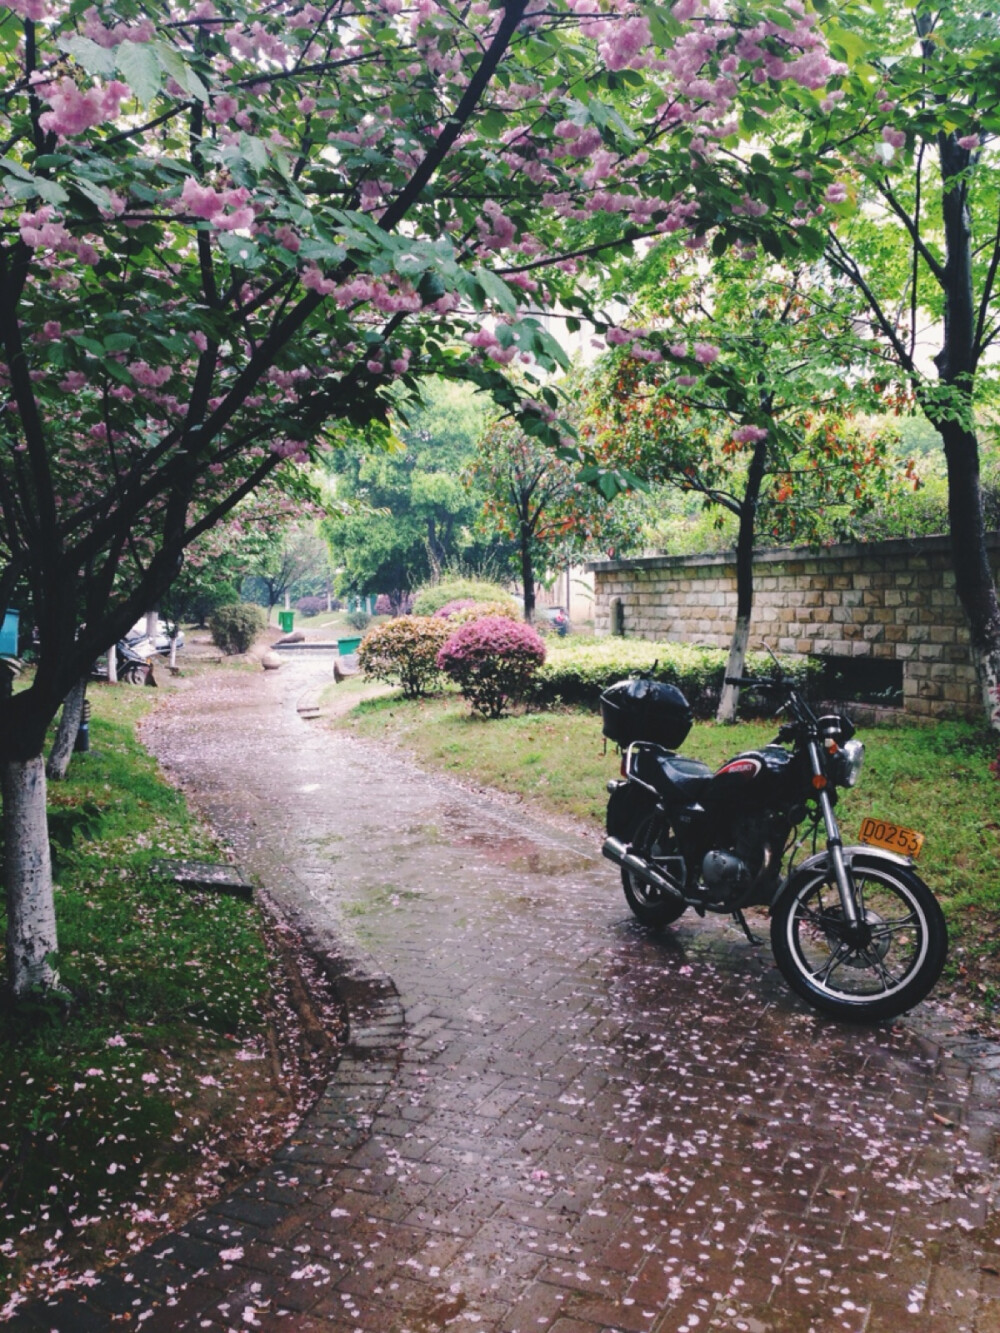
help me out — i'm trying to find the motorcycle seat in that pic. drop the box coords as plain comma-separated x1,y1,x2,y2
631,743,714,800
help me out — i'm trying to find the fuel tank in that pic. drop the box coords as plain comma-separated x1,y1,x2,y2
706,744,802,808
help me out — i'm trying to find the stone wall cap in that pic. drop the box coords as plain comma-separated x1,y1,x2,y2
585,529,1000,575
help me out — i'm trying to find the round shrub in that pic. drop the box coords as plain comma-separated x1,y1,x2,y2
208,603,268,655
296,595,327,617
412,578,518,617
357,616,452,699
437,616,546,718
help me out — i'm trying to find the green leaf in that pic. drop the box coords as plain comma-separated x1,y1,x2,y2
70,174,114,212
473,266,518,315
59,35,117,78
238,133,269,175
116,41,162,107
155,42,209,102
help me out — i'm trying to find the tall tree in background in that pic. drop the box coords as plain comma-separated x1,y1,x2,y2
323,379,491,600
472,410,640,624
588,252,901,719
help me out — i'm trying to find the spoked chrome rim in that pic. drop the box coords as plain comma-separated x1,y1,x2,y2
783,867,930,1005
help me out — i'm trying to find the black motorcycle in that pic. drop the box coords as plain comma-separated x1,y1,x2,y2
601,661,947,1021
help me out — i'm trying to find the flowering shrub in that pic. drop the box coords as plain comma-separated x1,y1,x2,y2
357,616,451,699
437,616,546,718
296,596,327,617
208,603,267,655
374,594,394,616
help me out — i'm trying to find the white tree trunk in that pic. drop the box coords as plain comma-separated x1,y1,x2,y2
46,678,86,782
2,756,58,997
107,644,118,684
168,632,180,669
972,642,1000,735
716,615,751,725
145,609,158,641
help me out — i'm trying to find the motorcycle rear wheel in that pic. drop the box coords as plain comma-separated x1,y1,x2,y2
621,812,688,928
771,857,947,1021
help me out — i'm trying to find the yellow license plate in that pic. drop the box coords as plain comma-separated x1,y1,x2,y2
858,817,924,859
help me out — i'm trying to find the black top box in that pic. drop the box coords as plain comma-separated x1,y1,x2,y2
600,676,693,750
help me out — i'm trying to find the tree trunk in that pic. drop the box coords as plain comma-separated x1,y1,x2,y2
938,419,1000,729
107,644,118,684
2,756,58,998
716,436,767,723
46,678,86,782
933,129,1000,731
168,633,180,670
520,524,536,624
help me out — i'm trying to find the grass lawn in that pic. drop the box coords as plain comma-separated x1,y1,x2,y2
335,687,1000,1016
0,682,299,1314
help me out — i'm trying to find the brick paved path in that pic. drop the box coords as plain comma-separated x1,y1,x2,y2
12,656,1000,1332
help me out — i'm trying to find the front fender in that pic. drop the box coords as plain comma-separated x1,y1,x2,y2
770,845,919,909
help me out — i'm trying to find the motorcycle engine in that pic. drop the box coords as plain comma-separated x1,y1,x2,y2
700,816,788,906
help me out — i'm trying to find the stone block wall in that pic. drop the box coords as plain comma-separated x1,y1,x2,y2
587,532,1000,719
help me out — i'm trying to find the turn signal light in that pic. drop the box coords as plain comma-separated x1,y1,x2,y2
812,774,828,790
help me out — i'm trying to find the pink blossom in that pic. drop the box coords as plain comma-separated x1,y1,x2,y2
882,126,906,150
6,0,50,20
366,360,384,375
60,371,87,392
824,182,848,204
302,266,337,295
606,327,632,346
179,177,224,219
41,321,62,340
38,78,131,138
957,134,980,150
693,342,719,364
732,424,769,444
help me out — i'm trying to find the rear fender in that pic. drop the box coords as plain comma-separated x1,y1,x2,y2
770,845,920,909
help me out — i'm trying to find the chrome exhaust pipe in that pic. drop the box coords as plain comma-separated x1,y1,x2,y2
602,837,685,901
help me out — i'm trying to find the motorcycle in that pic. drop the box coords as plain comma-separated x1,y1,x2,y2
91,636,158,686
600,658,947,1021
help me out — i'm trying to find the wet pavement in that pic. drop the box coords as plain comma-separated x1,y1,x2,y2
12,654,1000,1332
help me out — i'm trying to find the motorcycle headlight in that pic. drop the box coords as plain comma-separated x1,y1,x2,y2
831,738,864,788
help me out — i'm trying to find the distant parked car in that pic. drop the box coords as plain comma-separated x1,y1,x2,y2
128,619,184,652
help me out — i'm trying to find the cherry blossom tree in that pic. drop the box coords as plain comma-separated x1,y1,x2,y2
0,0,842,996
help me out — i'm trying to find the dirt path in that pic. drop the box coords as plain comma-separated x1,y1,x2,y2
13,652,1000,1333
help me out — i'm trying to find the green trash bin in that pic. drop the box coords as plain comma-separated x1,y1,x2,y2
277,610,295,633
337,636,362,656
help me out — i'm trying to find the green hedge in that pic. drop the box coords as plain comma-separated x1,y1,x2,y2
533,638,817,718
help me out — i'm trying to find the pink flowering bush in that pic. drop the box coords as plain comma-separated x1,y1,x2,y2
437,616,546,719
357,616,451,699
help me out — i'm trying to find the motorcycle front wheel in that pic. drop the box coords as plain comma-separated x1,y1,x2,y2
770,856,947,1021
621,812,688,928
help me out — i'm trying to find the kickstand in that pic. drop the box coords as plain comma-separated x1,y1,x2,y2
733,909,764,947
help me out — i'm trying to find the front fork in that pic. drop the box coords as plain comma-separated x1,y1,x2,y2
809,741,861,930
